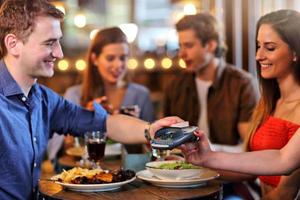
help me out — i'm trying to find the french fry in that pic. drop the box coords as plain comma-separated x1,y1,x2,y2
59,167,103,183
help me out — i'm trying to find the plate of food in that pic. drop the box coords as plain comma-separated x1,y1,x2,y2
145,160,204,180
136,168,219,188
51,167,136,192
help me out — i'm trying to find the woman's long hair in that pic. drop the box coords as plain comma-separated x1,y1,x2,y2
245,10,300,149
81,27,128,107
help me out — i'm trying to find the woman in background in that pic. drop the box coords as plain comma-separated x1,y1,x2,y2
67,27,154,121
48,27,154,161
181,9,300,199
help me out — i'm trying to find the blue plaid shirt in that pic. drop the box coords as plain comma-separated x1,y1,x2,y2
0,60,107,199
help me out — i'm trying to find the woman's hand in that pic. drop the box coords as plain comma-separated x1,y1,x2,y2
86,96,114,113
180,130,212,166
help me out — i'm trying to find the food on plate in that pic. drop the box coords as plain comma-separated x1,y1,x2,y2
158,161,201,170
146,161,204,180
56,167,135,184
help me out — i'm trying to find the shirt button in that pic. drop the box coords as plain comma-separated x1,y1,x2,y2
33,137,37,143
34,163,37,168
21,96,27,102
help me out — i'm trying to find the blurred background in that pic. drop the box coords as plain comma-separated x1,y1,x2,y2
42,0,300,118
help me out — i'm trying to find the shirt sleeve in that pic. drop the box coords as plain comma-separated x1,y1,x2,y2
49,91,108,137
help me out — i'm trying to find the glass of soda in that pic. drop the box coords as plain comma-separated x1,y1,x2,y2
84,131,107,169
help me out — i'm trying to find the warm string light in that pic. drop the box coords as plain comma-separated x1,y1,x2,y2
178,59,186,68
55,57,185,72
127,58,138,70
161,57,172,69
144,58,155,70
57,59,69,71
75,59,86,71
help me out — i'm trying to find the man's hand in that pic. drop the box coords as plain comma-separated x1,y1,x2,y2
149,116,184,137
86,96,114,113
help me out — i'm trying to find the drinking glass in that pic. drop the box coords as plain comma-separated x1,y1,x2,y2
84,131,107,169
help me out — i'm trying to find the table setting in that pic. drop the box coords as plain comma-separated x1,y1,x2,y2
39,123,222,199
40,160,221,200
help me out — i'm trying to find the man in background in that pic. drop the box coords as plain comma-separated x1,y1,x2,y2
164,13,258,151
163,13,259,199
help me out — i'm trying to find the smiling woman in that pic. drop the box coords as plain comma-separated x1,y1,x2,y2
48,27,155,163
181,9,300,199
76,27,154,120
256,24,295,80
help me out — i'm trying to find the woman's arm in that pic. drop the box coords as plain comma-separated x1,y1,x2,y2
182,129,300,175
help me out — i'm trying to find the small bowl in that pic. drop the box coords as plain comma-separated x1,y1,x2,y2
145,160,204,180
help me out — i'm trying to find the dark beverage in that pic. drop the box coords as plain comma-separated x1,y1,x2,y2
87,141,106,161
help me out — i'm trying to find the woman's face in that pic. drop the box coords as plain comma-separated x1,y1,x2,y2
93,42,129,85
256,24,295,80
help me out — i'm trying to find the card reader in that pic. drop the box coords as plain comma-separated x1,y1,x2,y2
150,126,198,150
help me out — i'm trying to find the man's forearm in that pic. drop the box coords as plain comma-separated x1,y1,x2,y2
106,114,148,144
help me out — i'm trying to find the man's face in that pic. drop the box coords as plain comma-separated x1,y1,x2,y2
178,29,213,73
18,16,63,79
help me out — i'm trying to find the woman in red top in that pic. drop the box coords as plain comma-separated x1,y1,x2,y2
181,10,300,199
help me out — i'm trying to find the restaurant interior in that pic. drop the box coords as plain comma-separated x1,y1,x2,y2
34,0,300,199
43,0,300,118
2,0,300,199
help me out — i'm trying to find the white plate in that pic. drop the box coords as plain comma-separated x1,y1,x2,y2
52,176,136,192
66,143,122,158
136,169,219,188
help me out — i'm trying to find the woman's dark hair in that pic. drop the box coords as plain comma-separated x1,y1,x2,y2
81,27,128,106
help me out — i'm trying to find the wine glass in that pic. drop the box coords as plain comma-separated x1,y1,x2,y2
84,131,107,169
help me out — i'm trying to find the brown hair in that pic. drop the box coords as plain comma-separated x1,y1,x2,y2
0,0,64,58
81,27,128,107
245,9,300,149
175,13,225,57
